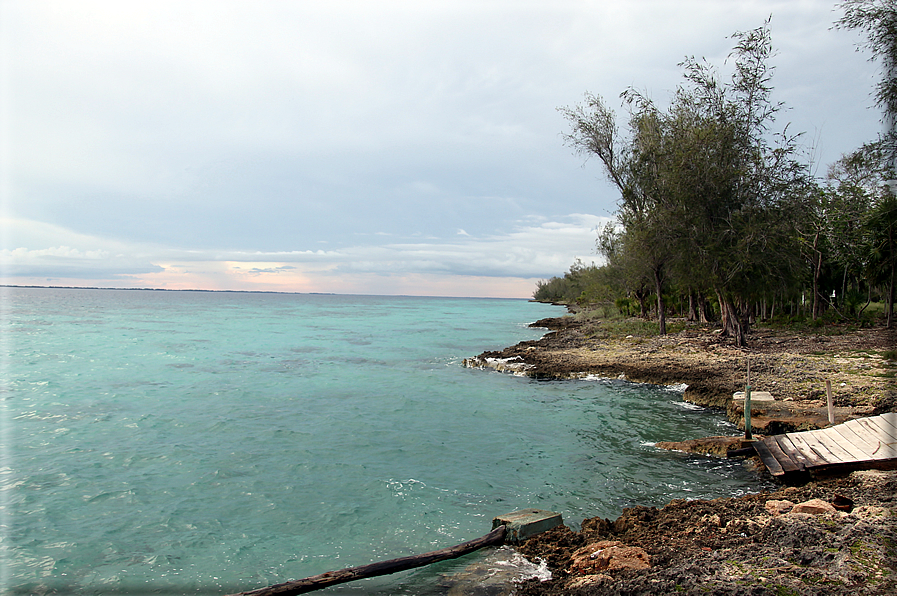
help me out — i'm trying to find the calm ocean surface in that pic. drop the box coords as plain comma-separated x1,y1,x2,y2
2,288,767,595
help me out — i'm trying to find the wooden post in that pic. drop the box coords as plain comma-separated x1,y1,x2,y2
825,379,835,424
744,359,752,441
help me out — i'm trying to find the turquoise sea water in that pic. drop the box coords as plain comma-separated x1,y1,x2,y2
2,288,767,595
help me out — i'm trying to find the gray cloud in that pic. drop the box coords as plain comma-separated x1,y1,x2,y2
1,1,885,296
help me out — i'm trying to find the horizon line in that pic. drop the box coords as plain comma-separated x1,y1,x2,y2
0,284,533,301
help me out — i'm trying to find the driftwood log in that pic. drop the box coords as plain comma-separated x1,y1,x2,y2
227,524,507,596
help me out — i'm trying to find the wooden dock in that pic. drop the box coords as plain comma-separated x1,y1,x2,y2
753,413,897,477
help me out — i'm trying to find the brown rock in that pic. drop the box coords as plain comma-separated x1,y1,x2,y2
567,574,612,589
790,498,837,515
655,436,742,456
765,499,795,515
569,540,651,574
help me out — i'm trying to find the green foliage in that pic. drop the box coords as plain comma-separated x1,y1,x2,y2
541,15,897,335
560,21,810,344
835,0,897,125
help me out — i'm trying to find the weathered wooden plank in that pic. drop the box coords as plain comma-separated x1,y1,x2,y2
777,435,814,470
878,414,897,433
870,439,897,459
861,416,897,443
855,417,897,459
842,421,889,451
804,429,856,463
755,415,897,477
785,433,833,467
753,440,786,476
823,426,872,460
759,437,800,473
771,436,806,472
847,423,896,459
796,430,846,464
843,418,897,444
829,425,885,459
847,420,897,459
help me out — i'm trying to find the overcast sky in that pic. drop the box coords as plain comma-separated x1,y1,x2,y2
0,0,885,298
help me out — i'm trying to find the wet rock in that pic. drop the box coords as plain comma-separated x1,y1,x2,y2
655,435,742,456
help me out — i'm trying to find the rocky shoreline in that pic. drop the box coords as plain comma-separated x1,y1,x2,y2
464,316,896,434
463,315,896,595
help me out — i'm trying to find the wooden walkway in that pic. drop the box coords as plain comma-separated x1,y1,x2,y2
753,413,897,477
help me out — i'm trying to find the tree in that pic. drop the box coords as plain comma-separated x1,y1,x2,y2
822,144,887,315
868,193,897,327
835,2,897,327
560,21,810,345
836,0,897,124
560,92,675,334
836,0,897,177
595,221,655,319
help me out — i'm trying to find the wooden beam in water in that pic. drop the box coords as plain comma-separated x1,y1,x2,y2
226,526,506,596
226,509,563,596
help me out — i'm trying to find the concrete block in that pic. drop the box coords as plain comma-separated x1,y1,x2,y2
733,391,775,402
492,509,563,544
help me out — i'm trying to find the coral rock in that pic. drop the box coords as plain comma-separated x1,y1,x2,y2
790,498,836,515
569,540,651,574
567,574,612,589
765,499,795,515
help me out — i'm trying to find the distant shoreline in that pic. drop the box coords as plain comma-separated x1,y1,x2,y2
0,284,528,301
0,284,327,295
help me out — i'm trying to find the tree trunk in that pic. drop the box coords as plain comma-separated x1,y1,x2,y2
687,289,697,321
634,289,649,318
698,295,711,323
841,266,849,311
888,262,895,329
811,233,823,321
717,290,736,338
653,267,666,335
736,300,751,347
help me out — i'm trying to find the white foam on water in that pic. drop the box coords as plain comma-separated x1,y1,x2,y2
664,383,689,393
672,400,705,410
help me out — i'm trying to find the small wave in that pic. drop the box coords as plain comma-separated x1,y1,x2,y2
495,548,552,583
578,373,628,384
443,545,551,593
663,383,689,393
672,401,705,411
